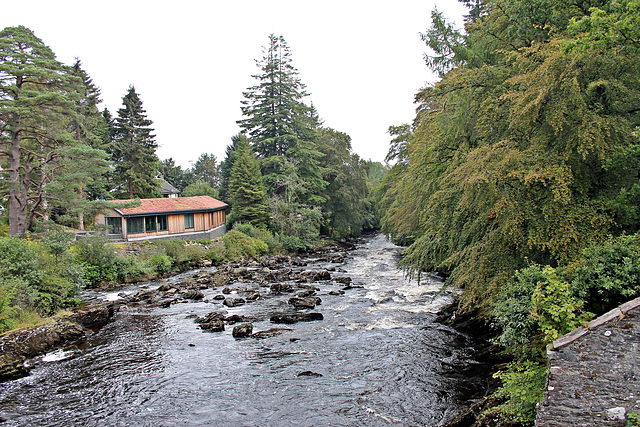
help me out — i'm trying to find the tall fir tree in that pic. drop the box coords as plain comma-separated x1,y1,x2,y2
110,85,160,199
228,138,269,228
238,34,326,204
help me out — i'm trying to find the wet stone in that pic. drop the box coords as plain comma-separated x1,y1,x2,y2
223,297,246,307
270,312,324,324
232,323,253,338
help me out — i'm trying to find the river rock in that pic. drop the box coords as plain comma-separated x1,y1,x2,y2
270,283,295,294
288,297,322,309
157,283,171,292
68,302,116,330
0,319,88,382
225,314,250,324
251,328,293,339
329,290,345,296
334,276,352,285
245,291,261,301
270,312,324,324
195,312,226,324
232,323,253,338
200,320,225,332
212,294,225,300
297,371,323,377
181,289,205,300
296,289,316,298
129,289,156,303
223,297,246,307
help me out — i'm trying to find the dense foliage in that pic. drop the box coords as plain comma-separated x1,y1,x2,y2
378,0,640,423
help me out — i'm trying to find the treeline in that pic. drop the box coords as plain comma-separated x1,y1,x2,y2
378,0,640,424
0,27,383,244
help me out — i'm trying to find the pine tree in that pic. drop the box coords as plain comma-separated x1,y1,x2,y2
0,26,95,235
228,138,269,228
110,86,160,199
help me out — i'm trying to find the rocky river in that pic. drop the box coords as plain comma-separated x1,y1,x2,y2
0,233,493,426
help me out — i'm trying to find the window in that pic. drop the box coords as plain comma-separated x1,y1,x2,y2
106,217,122,235
184,213,194,229
145,216,156,233
157,215,168,231
127,217,144,234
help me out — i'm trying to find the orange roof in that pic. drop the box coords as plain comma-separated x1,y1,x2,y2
110,196,227,216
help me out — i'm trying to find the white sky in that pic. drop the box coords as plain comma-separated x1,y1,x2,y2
1,1,468,168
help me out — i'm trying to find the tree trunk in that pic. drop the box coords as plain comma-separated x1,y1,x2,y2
8,127,22,236
78,186,85,230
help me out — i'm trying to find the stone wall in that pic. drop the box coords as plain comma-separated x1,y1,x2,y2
536,297,640,426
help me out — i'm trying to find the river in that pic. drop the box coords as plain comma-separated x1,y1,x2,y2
0,233,491,426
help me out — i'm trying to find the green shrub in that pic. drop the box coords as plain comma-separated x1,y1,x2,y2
72,236,119,286
0,284,17,332
276,234,307,253
492,264,544,348
627,411,640,427
206,241,226,264
234,222,282,253
223,230,269,261
490,361,547,424
154,240,189,264
149,253,173,274
118,256,154,283
570,234,640,314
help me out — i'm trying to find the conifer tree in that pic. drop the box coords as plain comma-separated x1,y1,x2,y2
110,86,160,199
0,26,101,235
238,34,326,203
228,138,269,228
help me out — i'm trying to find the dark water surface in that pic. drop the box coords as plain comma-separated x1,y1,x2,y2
0,233,490,426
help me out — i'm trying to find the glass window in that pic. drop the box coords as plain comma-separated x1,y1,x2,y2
127,217,144,234
184,213,194,229
157,215,168,231
106,217,122,235
145,216,156,233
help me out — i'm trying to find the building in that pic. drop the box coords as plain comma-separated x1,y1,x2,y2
96,196,228,241
160,180,180,198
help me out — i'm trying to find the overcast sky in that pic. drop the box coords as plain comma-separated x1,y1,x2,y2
2,1,468,168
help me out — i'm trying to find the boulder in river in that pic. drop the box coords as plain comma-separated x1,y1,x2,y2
225,314,250,324
251,328,293,339
232,323,253,338
270,312,324,324
270,283,295,295
181,289,205,300
223,297,246,307
194,312,226,324
200,320,225,332
288,297,322,309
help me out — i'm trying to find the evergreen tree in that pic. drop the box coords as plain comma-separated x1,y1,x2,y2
161,157,194,191
110,86,161,199
238,34,313,159
191,153,219,187
218,133,243,202
0,26,99,235
228,138,269,228
238,34,326,203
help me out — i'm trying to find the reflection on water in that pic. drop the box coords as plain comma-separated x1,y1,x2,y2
0,233,489,426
